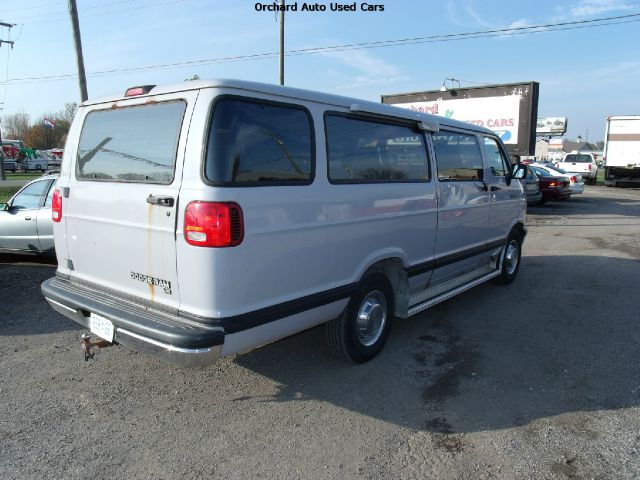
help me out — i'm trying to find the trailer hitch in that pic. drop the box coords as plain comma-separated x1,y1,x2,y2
81,333,113,361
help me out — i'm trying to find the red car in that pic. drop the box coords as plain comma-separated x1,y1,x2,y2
530,166,571,204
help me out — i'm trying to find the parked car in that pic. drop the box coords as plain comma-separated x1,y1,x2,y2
0,174,58,255
531,163,584,195
37,150,62,169
42,79,529,367
3,158,17,173
518,165,542,205
22,156,48,172
529,165,572,204
556,152,598,185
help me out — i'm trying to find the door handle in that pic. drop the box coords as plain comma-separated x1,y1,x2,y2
24,216,32,221
146,195,174,207
490,186,501,192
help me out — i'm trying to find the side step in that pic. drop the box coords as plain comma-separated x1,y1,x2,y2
408,270,501,317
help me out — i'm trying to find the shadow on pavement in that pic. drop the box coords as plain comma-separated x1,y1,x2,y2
233,255,640,434
0,255,82,336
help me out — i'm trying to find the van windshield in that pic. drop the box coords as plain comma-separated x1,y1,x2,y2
77,101,186,184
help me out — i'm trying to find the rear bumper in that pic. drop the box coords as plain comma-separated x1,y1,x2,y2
525,190,542,205
41,276,224,367
570,183,584,194
541,188,572,200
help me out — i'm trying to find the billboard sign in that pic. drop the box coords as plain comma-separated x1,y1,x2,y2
548,138,564,150
536,117,568,135
381,82,539,156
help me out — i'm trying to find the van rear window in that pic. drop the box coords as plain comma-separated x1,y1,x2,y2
77,101,186,184
205,98,313,186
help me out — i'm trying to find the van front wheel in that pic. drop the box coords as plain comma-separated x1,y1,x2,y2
326,275,394,364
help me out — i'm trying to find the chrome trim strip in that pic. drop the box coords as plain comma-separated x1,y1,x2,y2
408,270,501,317
116,328,221,368
46,297,77,314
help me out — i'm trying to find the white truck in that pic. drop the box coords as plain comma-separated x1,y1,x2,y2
603,115,640,187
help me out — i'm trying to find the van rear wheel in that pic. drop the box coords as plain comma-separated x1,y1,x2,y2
494,230,522,285
326,275,394,364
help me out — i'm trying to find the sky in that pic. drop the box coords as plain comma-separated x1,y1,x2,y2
0,0,639,142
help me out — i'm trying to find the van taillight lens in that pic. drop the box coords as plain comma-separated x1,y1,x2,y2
184,201,243,247
570,176,577,182
52,189,62,222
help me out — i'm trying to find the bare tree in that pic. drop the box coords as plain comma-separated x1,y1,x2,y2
57,102,78,124
2,112,31,140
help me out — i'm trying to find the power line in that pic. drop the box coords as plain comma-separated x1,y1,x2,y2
18,0,188,24
7,0,141,22
2,12,639,86
0,0,65,15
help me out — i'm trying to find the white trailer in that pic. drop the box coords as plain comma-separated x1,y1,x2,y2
603,115,640,187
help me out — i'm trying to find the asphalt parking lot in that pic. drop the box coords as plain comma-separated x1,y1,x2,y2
1,186,639,479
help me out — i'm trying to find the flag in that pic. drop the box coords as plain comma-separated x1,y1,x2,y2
43,119,55,129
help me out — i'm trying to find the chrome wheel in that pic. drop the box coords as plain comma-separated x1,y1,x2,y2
505,240,519,276
356,290,387,347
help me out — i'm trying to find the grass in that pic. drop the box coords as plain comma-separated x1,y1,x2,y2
4,172,42,181
0,186,20,203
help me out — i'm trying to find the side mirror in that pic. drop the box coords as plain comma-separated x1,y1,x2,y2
512,163,528,180
0,202,8,212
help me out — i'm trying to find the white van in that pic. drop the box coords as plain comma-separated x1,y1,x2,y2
42,79,528,367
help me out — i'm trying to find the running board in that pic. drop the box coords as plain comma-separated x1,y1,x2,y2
408,270,501,317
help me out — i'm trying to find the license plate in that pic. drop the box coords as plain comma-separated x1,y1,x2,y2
89,313,115,342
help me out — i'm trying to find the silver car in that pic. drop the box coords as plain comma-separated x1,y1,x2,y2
0,174,57,255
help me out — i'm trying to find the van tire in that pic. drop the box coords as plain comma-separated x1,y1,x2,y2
326,275,394,364
494,230,522,285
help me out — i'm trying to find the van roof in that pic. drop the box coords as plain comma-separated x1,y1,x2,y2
83,78,495,135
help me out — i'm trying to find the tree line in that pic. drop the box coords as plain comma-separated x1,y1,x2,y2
1,103,77,150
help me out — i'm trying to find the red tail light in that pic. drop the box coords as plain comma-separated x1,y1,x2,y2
52,189,62,223
588,164,592,171
548,181,557,187
570,176,577,183
184,201,243,248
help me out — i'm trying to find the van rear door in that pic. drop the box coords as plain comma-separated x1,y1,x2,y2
63,91,196,309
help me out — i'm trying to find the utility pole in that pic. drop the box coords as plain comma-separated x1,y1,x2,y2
68,0,88,102
279,0,285,85
0,21,15,181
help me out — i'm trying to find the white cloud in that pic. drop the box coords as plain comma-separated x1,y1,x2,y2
569,0,636,17
320,49,408,91
465,4,494,28
508,19,531,29
590,59,640,82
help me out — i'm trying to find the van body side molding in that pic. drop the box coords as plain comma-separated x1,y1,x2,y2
406,238,506,278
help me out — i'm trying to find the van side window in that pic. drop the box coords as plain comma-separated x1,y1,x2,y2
483,137,510,177
325,114,429,183
432,132,484,181
77,101,186,184
205,98,313,185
